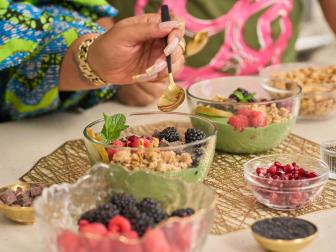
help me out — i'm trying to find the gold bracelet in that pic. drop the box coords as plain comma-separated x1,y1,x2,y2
76,37,107,86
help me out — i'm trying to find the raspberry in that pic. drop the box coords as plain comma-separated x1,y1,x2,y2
127,135,138,143
250,111,266,128
171,208,195,218
79,203,119,226
137,198,168,224
57,231,80,252
158,127,180,142
131,138,142,148
185,128,206,144
122,230,138,239
112,140,124,147
143,229,170,252
108,215,132,234
142,138,151,148
237,108,253,117
79,219,89,227
79,223,108,236
228,115,249,131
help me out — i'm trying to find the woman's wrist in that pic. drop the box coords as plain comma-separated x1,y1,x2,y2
59,33,103,91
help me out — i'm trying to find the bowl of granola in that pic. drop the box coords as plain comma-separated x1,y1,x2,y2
83,112,217,182
260,63,336,120
34,163,216,252
187,76,301,153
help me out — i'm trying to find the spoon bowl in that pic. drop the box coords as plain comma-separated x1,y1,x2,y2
158,73,185,112
185,30,209,57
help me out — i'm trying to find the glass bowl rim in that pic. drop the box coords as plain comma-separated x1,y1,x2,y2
244,154,330,185
186,76,302,106
83,111,217,150
34,163,217,245
260,63,336,97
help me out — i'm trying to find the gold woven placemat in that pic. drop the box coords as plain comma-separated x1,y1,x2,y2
20,134,336,235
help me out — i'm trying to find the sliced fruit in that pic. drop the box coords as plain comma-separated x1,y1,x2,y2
86,128,109,163
195,106,233,117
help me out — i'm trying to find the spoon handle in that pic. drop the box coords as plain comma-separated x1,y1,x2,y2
161,5,172,74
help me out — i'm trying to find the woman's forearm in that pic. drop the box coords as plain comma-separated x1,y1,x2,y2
319,0,336,34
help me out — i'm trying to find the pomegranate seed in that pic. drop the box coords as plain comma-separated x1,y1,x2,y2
307,172,318,178
274,161,283,168
283,164,294,174
256,168,266,175
268,166,278,176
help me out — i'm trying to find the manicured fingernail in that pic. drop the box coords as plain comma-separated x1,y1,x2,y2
164,37,179,56
159,21,181,30
145,60,166,75
132,73,158,83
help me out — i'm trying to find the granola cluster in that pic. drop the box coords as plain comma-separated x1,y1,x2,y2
111,150,193,172
251,104,291,124
269,65,336,119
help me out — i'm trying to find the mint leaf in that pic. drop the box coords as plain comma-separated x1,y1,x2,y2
233,90,247,102
100,113,129,143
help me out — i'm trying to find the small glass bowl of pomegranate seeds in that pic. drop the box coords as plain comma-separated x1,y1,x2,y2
244,154,329,210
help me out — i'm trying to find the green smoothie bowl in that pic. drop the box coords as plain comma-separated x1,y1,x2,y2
83,112,217,182
187,77,301,154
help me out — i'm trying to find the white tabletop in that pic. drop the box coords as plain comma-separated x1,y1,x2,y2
0,101,335,252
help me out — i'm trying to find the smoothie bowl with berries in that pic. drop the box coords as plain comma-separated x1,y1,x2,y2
83,112,217,182
187,77,301,153
34,163,216,252
244,154,329,210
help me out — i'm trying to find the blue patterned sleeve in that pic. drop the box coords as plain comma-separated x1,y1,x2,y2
0,0,118,121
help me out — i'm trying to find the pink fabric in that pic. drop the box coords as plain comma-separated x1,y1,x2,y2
134,0,294,87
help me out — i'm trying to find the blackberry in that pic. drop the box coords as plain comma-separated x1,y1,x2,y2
190,148,204,167
171,208,195,218
158,127,180,142
131,212,155,237
79,203,119,225
120,203,142,221
230,88,257,103
137,198,168,224
185,128,206,144
110,192,136,210
237,88,249,96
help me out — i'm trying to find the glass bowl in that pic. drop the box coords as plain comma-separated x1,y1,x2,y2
244,154,329,210
187,76,301,153
34,163,216,252
83,112,217,182
260,63,336,120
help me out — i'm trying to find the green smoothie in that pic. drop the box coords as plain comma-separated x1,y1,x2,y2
199,116,295,153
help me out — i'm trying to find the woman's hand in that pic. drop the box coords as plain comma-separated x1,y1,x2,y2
117,81,168,106
88,13,185,84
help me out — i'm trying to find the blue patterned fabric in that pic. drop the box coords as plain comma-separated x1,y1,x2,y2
0,0,118,121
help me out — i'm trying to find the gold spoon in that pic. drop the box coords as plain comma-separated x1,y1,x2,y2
185,30,209,57
157,5,185,112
